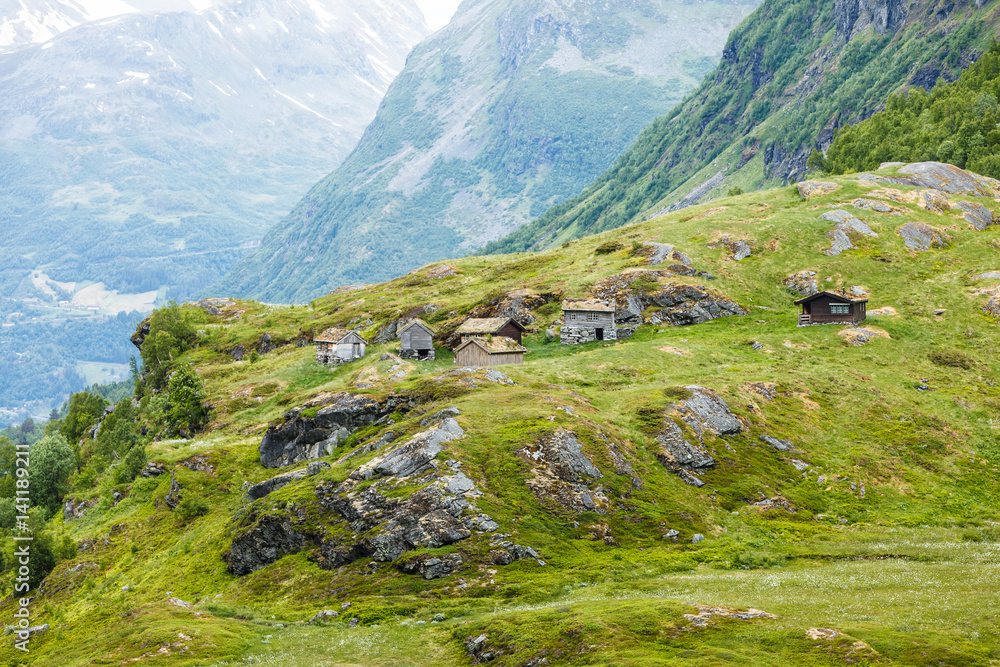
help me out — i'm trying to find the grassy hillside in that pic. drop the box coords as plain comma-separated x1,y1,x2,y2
485,0,1000,255
6,164,1000,665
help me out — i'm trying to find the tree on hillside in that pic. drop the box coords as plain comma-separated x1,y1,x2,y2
59,392,107,450
29,435,75,518
140,302,196,391
167,366,210,436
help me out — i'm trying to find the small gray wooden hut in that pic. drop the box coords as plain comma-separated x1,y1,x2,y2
560,299,617,344
315,328,368,365
454,336,526,367
398,319,436,360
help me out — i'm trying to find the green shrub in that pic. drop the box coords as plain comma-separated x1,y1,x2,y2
175,495,211,525
594,240,625,255
928,350,973,369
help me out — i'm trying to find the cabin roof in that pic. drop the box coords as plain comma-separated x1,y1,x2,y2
793,290,868,306
399,318,435,335
315,328,368,344
455,336,527,355
562,298,615,312
455,317,526,335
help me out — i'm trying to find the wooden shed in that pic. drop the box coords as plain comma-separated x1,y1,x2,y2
399,319,436,361
454,337,526,367
315,328,368,365
560,299,618,345
455,317,526,345
794,291,867,327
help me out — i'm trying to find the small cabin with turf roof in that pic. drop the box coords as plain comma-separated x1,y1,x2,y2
794,291,868,327
315,328,368,365
561,299,617,344
454,336,526,367
455,317,526,345
398,318,436,361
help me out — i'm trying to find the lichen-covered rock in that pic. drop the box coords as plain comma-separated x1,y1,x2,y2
917,189,951,213
130,316,152,350
259,392,404,468
761,435,796,452
399,553,464,579
312,484,473,567
223,514,307,575
420,407,461,427
165,472,181,509
839,326,891,346
350,418,465,481
730,240,753,261
519,429,607,513
876,162,1000,196
897,222,948,251
974,272,1000,280
679,386,743,436
655,421,713,487
783,271,818,296
821,210,877,256
140,461,168,477
956,201,995,230
640,242,694,266
797,181,839,199
853,198,892,213
976,285,1000,319
465,288,557,326
63,498,94,521
648,284,747,326
245,468,311,501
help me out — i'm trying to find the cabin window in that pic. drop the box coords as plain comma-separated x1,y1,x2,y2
830,304,850,315
569,313,576,321
587,312,599,322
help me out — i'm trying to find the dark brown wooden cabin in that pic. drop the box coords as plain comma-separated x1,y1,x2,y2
454,317,526,344
794,291,867,327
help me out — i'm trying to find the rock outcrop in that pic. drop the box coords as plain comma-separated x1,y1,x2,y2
955,201,995,230
821,210,877,256
647,285,748,326
465,289,557,326
640,242,695,266
871,162,1000,196
246,462,331,501
519,429,607,513
897,222,948,251
223,515,307,576
259,392,415,468
351,419,465,481
783,271,819,296
654,386,743,487
797,181,839,199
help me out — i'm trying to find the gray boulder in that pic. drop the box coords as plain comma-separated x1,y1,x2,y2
246,469,310,501
399,553,464,579
821,210,877,256
956,201,995,230
223,514,307,575
783,271,819,296
692,534,705,544
884,162,999,196
642,242,675,265
648,284,747,326
898,222,948,251
761,435,795,452
420,407,461,427
309,610,339,624
731,240,752,261
853,198,892,213
350,419,465,481
681,386,743,435
445,472,477,495
259,392,392,468
485,369,515,385
797,181,839,199
974,271,1000,280
533,429,603,482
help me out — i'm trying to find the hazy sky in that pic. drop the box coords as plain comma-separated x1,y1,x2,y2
415,0,462,30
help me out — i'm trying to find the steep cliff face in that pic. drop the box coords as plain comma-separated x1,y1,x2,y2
486,0,1000,255
213,0,761,303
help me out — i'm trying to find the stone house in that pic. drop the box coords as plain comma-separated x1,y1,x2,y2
560,299,617,344
454,317,526,345
315,328,368,365
454,336,526,367
398,319,436,361
794,291,868,326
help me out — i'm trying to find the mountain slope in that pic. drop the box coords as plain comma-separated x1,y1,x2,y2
0,0,427,299
214,0,761,303
486,0,1000,254
8,162,1000,664
0,0,427,417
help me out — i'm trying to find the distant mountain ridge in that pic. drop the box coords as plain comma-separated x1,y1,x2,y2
485,0,1000,254
213,0,761,303
0,0,428,299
